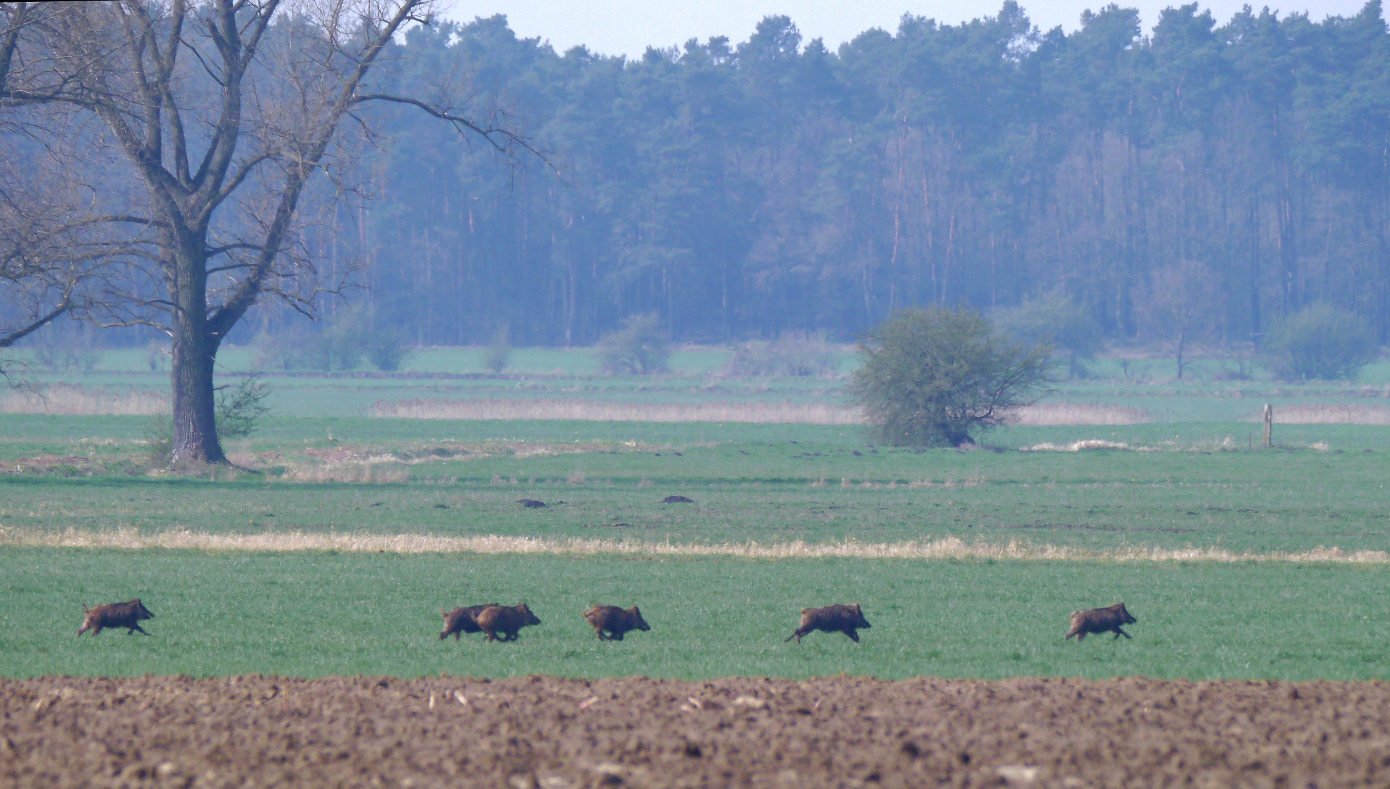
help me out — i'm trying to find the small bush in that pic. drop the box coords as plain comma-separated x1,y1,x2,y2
597,313,669,374
991,290,1101,379
725,332,836,377
28,321,100,372
254,308,411,373
1265,305,1378,381
216,375,271,439
363,325,413,372
143,416,173,466
483,327,512,373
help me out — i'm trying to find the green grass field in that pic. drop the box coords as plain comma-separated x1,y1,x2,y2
4,548,1389,681
1,416,1386,554
2,347,1390,680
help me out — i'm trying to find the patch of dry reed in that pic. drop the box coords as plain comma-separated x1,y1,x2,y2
0,385,168,416
1004,402,1151,425
2,527,1384,564
1265,404,1390,424
370,398,1151,426
370,398,861,424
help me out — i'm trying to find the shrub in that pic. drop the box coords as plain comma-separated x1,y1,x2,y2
483,327,512,373
28,321,100,372
215,375,271,439
849,306,1052,447
253,308,411,372
362,325,413,372
596,313,669,374
724,332,836,377
991,290,1101,379
1264,304,1378,381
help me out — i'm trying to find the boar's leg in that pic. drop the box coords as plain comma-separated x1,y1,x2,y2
844,628,860,642
785,628,807,643
1113,627,1131,639
128,624,151,635
1074,631,1087,642
609,629,624,641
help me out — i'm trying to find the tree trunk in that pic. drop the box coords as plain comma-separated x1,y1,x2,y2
169,241,224,465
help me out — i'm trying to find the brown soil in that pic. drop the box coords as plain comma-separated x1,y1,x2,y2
3,675,1387,787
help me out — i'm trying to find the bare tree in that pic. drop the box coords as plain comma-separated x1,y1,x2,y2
1136,260,1220,380
0,0,531,462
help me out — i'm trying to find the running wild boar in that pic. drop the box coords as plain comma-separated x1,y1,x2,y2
1065,602,1137,641
474,603,542,642
785,603,871,644
439,603,500,640
583,605,650,641
77,599,153,637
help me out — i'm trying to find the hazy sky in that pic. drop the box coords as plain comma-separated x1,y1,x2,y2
444,0,1373,57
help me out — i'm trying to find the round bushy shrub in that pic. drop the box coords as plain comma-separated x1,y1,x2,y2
849,306,1051,447
1265,305,1378,381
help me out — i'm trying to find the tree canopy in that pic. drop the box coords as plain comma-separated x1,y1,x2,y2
216,2,1390,350
849,307,1052,447
6,1,1390,361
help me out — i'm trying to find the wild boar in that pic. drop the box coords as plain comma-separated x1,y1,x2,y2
785,603,871,644
1065,602,1137,641
661,495,694,504
474,603,542,642
583,605,651,641
77,599,153,637
440,603,500,640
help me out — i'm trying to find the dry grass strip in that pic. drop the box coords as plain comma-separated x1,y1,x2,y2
1006,402,1150,426
370,398,862,424
1266,404,1390,424
0,385,168,416
370,398,1150,426
2,527,1384,564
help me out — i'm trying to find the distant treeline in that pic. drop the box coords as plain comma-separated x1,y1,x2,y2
288,2,1390,347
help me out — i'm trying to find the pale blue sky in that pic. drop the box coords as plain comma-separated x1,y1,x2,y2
444,0,1372,57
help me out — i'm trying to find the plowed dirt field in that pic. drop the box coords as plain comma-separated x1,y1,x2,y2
4,674,1388,787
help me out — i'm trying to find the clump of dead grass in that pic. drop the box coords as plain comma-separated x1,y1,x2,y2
3,527,1386,564
0,384,168,416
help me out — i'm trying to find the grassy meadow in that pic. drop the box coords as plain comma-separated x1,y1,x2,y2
1,346,1388,679
5,548,1390,681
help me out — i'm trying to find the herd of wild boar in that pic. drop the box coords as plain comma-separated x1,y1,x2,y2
77,597,1139,645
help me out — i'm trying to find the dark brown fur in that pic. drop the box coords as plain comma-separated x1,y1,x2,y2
583,605,650,641
1065,602,1137,641
785,603,870,644
474,603,541,642
661,495,693,504
77,599,153,637
439,604,499,640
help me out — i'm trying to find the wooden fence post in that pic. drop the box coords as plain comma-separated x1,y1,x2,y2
1263,404,1273,448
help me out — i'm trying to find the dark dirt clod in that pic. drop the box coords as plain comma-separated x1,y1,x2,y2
517,499,547,508
4,675,1390,787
